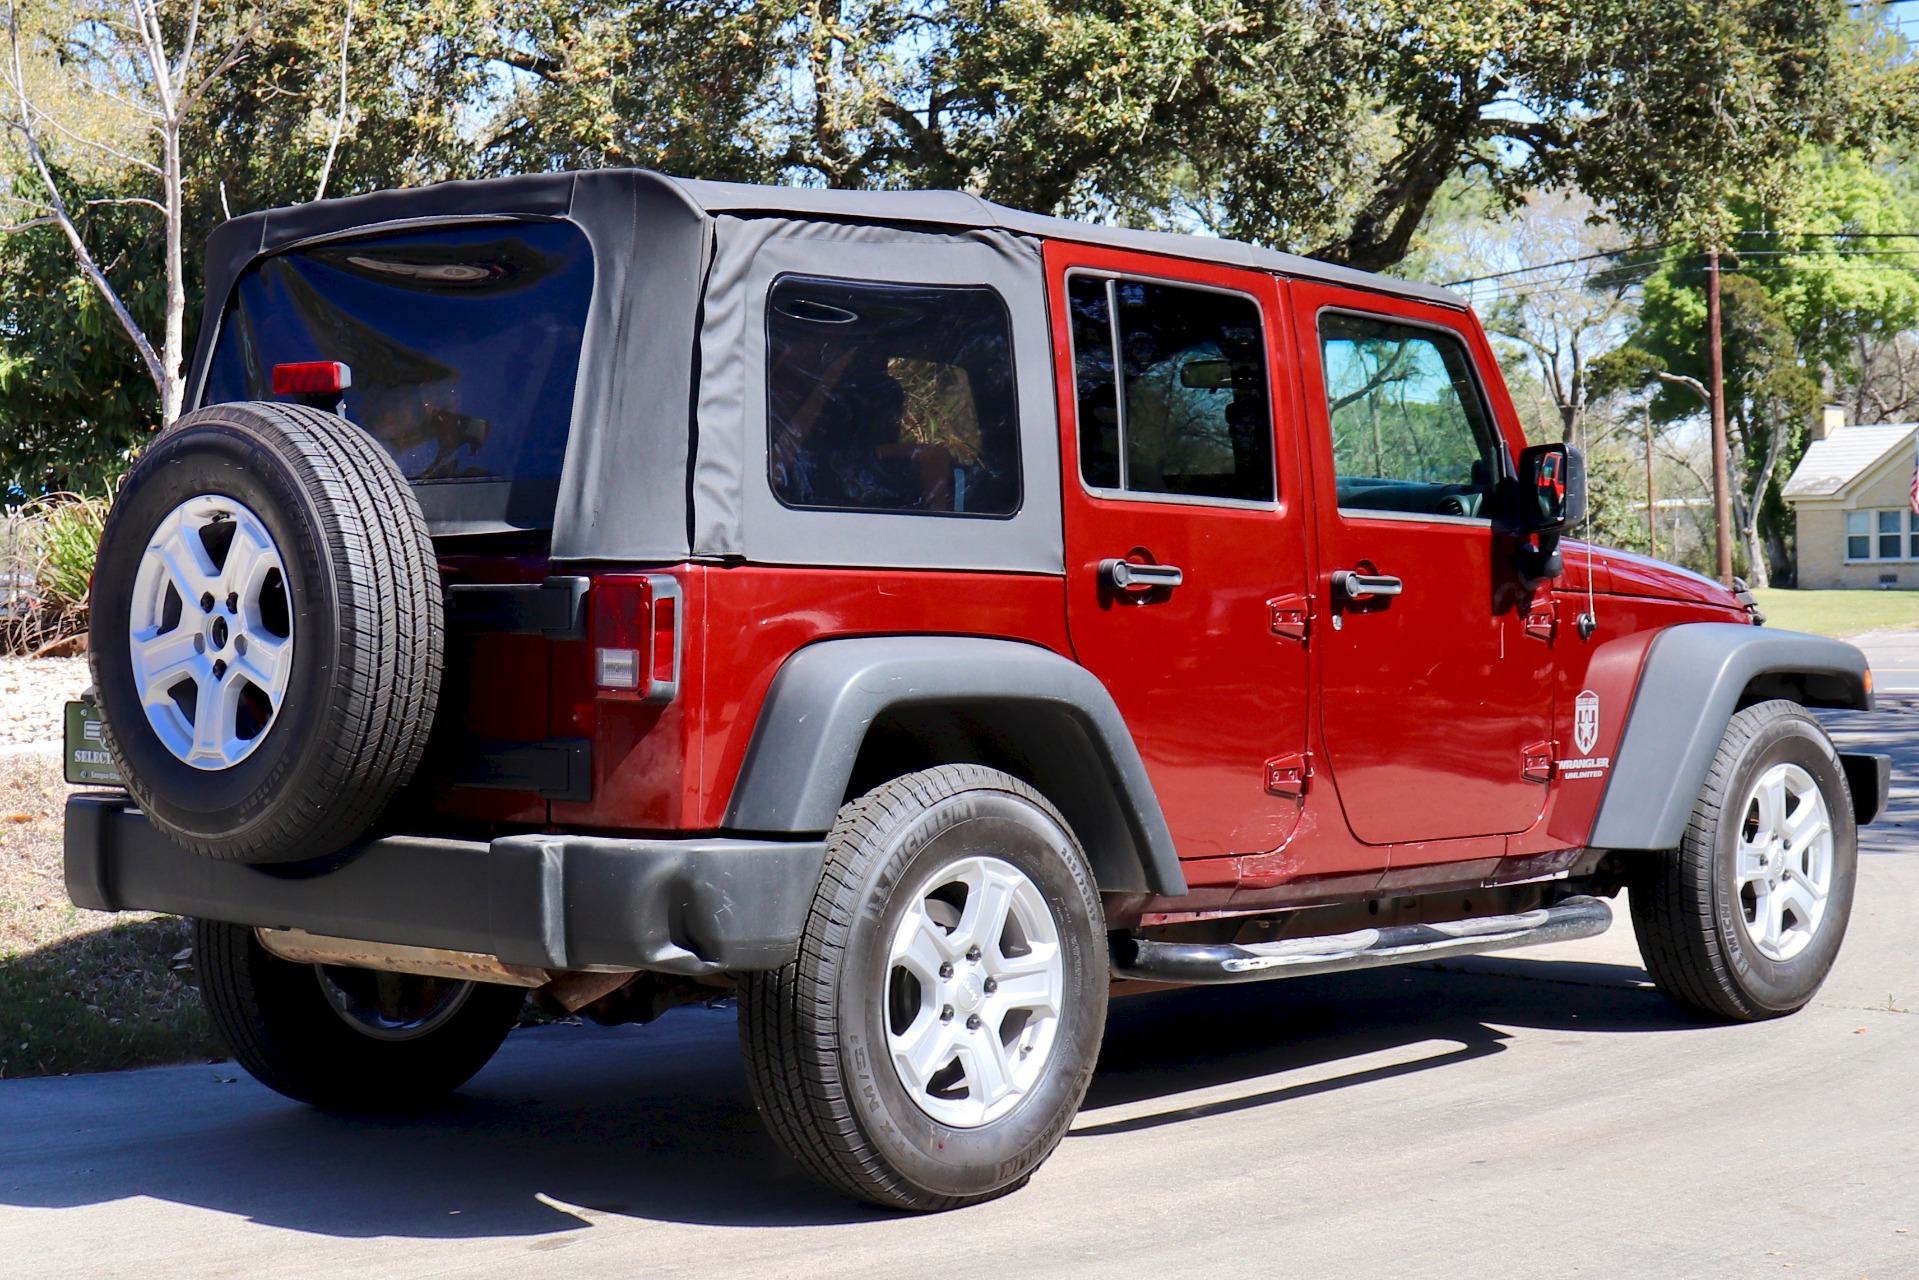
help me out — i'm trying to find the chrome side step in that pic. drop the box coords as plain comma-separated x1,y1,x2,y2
1111,895,1614,985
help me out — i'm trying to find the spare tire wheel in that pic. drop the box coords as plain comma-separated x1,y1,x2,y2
88,402,443,864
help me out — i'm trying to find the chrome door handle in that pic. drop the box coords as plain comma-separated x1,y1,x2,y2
1332,570,1403,601
1101,559,1184,591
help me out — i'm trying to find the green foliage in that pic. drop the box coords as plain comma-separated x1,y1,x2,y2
34,492,106,612
1,492,108,652
2,0,1914,492
0,168,162,497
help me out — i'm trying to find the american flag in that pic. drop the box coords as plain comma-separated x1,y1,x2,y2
1911,432,1919,516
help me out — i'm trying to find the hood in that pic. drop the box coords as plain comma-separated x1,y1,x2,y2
1563,542,1747,612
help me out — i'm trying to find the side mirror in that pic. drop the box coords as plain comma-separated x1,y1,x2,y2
1512,443,1585,584
1516,442,1586,534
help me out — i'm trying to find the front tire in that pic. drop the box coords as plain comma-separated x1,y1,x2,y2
738,766,1107,1211
1631,700,1857,1022
194,919,525,1112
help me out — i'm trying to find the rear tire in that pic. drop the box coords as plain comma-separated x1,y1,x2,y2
738,765,1107,1211
1630,700,1856,1022
194,919,524,1112
89,402,441,864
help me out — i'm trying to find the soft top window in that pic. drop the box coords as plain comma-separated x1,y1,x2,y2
203,220,594,502
765,275,1020,518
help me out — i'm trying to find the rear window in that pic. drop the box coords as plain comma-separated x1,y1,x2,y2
765,275,1021,517
202,220,594,497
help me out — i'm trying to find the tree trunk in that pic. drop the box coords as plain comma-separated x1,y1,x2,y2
161,118,185,424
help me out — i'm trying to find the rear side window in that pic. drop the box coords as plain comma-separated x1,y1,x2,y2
766,275,1020,517
1068,274,1274,503
1319,312,1503,519
203,220,594,487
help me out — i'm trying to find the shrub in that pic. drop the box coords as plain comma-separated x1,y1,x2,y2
2,493,110,655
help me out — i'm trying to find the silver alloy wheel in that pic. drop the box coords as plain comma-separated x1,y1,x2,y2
1734,761,1835,962
884,855,1065,1129
314,966,476,1042
127,494,293,769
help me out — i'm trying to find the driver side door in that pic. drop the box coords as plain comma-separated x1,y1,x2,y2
1293,282,1554,850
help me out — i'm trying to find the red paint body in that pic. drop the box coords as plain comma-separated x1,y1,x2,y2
430,237,1750,922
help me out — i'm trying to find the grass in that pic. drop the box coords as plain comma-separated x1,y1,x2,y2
0,752,219,1079
1750,588,1919,640
0,749,552,1079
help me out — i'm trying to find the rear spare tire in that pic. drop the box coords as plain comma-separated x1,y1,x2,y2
89,402,442,864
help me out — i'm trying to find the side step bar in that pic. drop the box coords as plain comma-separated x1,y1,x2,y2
1111,895,1613,985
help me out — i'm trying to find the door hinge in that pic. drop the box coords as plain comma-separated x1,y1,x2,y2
1522,741,1556,783
1268,593,1311,643
1524,602,1556,643
1265,751,1311,798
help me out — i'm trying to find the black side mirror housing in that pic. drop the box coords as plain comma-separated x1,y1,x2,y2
1512,443,1586,583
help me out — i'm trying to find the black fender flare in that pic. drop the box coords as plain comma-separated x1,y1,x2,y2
1590,623,1872,851
721,636,1187,896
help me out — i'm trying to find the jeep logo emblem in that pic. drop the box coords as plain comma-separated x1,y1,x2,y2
1574,689,1600,755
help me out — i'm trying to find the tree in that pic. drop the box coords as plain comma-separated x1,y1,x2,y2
3,0,273,424
0,0,503,491
1615,152,1919,585
436,1,1909,267
5,0,1913,495
1450,192,1640,445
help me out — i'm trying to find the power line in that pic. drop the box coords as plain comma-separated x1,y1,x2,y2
1438,231,1919,289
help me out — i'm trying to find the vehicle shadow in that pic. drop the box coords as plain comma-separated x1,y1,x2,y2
0,955,1699,1238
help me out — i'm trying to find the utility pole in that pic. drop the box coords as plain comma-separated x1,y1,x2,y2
1643,405,1657,559
1706,248,1734,586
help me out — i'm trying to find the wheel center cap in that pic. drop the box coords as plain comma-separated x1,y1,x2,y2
951,971,986,1015
209,616,229,650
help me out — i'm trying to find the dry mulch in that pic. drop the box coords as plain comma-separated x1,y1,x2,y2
0,654,88,747
0,748,218,1079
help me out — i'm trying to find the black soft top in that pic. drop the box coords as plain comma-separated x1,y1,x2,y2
190,170,1462,571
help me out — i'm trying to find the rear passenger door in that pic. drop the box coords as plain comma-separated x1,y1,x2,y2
1050,243,1329,869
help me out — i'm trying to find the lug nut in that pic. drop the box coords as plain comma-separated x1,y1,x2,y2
199,592,214,613
226,591,239,613
193,635,205,654
983,977,997,994
965,945,981,962
234,634,247,656
940,1005,954,1022
938,962,953,980
211,658,227,679
965,1014,982,1030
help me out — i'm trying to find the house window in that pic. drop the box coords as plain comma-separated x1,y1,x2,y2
1847,508,1917,561
1847,511,1870,559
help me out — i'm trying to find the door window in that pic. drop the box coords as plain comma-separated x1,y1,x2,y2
1068,275,1274,503
1318,312,1504,519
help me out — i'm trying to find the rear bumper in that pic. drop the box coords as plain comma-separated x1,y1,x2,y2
64,795,826,976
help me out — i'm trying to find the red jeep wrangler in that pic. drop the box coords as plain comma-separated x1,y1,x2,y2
66,171,1886,1211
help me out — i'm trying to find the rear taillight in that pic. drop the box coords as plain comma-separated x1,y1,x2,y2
590,574,680,703
271,361,352,396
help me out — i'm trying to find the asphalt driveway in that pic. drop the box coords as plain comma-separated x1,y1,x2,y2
1,705,1914,1280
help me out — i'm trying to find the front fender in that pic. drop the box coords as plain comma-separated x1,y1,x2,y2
1589,623,1871,851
